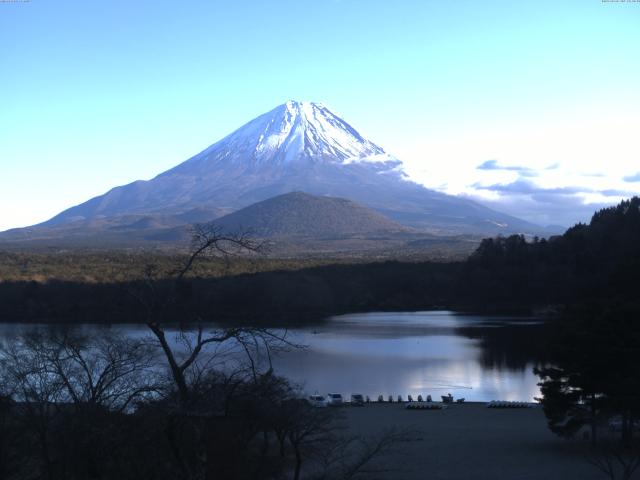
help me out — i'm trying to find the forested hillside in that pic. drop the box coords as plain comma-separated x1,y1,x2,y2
1,198,638,325
464,196,640,308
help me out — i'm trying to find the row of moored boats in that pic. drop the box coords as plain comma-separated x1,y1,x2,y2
487,401,535,408
309,393,536,408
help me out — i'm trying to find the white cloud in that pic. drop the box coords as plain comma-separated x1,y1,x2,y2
394,110,640,227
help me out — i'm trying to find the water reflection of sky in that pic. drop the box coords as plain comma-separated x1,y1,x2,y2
270,311,542,401
0,311,543,402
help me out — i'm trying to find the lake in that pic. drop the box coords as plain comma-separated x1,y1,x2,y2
0,311,547,402
271,311,546,402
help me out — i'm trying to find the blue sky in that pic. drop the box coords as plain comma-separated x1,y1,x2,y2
1,0,639,230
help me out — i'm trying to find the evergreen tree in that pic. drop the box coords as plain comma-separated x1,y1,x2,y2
536,304,640,446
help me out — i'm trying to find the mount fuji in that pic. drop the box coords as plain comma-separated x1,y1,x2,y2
4,101,545,246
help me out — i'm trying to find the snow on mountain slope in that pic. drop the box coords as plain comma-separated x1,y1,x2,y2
31,100,545,236
171,100,404,175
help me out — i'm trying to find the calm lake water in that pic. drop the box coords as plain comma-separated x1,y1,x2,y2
0,311,546,402
270,311,545,402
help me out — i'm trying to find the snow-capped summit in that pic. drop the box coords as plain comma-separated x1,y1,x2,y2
34,101,542,236
171,101,404,176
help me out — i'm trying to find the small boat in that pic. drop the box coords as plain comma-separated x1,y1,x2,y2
487,401,533,408
406,402,447,410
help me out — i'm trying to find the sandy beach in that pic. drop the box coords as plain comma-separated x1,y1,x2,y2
339,403,605,480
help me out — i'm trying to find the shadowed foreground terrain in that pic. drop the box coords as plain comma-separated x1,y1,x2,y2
341,403,603,480
1,201,638,480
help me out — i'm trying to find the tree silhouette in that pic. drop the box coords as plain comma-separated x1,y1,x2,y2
536,304,640,446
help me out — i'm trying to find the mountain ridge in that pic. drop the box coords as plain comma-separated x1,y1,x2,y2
4,101,551,244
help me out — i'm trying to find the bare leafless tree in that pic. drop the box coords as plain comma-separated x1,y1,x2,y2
1,330,159,413
174,224,262,280
588,443,640,480
0,330,159,480
125,224,302,480
284,399,337,480
279,397,416,480
1,335,65,479
130,223,294,406
315,428,416,480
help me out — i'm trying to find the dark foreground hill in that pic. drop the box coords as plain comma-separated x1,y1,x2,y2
212,192,411,238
